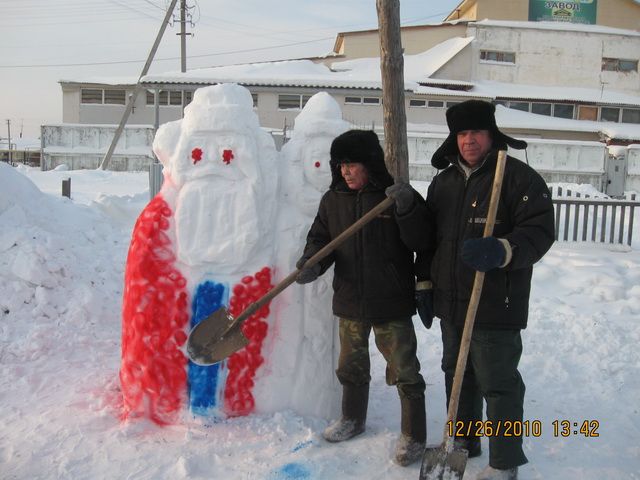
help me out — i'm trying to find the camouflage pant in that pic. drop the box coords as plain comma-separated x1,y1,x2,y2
336,317,426,400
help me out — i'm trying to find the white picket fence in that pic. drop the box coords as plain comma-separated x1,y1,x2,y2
551,186,639,246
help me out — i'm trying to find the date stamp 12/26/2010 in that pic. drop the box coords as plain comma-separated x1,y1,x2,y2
447,420,600,438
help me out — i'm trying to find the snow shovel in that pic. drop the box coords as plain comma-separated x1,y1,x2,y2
187,195,395,366
419,150,508,480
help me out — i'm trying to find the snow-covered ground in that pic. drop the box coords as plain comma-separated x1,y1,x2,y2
1,164,639,479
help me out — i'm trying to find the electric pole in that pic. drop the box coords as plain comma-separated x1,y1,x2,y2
100,0,179,170
180,0,187,73
6,120,12,165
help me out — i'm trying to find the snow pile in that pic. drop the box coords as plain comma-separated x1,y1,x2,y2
1,153,639,477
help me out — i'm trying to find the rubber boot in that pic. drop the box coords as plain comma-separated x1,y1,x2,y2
476,465,518,480
322,384,369,443
394,395,426,466
454,436,482,458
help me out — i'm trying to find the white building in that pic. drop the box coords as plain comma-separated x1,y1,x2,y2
53,0,640,188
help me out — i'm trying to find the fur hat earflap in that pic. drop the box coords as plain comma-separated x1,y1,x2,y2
431,100,527,169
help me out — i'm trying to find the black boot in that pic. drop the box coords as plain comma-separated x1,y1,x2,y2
323,384,369,443
394,395,426,466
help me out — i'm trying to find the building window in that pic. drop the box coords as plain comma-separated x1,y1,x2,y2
509,102,529,112
251,93,258,108
602,57,638,72
104,89,126,105
428,100,445,108
578,105,598,121
553,104,574,119
446,101,461,108
146,90,190,106
278,94,311,110
622,108,640,124
345,96,381,105
169,91,182,106
409,99,426,107
81,88,126,105
531,102,552,116
600,107,620,122
480,50,515,63
81,89,103,104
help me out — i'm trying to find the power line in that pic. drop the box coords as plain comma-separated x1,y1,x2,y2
0,37,334,69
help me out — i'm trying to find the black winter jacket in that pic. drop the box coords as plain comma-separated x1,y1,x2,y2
301,162,416,323
398,150,555,329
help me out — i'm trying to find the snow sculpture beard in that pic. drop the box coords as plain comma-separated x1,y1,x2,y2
173,132,262,271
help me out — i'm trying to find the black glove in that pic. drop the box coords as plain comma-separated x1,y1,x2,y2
461,237,506,272
295,257,322,284
415,289,434,329
385,182,415,215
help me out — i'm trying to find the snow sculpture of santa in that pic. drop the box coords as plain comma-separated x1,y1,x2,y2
254,92,348,419
120,83,278,424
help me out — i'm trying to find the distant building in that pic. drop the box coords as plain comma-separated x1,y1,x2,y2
0,138,41,166
58,0,640,147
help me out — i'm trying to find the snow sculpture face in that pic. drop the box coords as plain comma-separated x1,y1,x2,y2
292,92,349,193
151,83,271,270
153,84,262,188
301,136,333,192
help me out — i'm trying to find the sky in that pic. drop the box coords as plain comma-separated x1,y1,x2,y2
0,0,461,140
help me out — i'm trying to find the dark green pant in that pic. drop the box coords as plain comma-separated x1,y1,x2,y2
336,317,426,400
440,319,528,469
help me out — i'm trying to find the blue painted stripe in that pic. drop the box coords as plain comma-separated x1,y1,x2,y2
188,280,228,416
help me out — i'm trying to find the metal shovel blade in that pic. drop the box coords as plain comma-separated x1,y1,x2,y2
419,443,468,480
186,307,249,366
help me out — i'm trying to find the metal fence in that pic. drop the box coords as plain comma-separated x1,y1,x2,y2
149,162,163,199
551,187,639,246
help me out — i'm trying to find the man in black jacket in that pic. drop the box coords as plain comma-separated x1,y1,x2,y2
388,101,555,480
296,129,427,466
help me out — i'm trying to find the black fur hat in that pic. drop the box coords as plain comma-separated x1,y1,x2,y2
329,130,393,189
431,100,527,169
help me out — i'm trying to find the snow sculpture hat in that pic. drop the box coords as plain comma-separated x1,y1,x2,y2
182,83,260,134
431,100,527,169
329,129,394,189
293,92,349,138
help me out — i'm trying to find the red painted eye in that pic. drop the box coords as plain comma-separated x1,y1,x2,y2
191,148,203,164
222,149,234,165
314,161,321,168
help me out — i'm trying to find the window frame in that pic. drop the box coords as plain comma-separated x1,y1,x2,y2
278,93,311,110
480,50,516,64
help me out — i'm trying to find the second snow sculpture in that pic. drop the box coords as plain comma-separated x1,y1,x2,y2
254,93,348,419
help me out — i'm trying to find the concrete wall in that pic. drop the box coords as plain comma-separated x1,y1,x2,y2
627,144,640,192
403,133,608,189
41,124,155,171
469,23,640,93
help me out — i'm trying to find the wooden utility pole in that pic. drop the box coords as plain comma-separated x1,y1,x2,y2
100,0,179,170
376,0,409,183
180,0,187,73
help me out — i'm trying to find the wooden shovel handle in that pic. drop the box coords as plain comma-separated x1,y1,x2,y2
443,150,508,449
224,196,395,333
